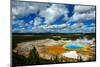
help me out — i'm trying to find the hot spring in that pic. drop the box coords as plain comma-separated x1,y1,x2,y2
63,43,85,50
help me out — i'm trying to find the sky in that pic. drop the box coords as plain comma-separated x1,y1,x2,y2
11,1,96,33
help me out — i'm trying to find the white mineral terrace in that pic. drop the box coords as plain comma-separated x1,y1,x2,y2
62,51,78,59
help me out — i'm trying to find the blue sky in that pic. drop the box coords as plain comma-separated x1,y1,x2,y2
12,1,96,33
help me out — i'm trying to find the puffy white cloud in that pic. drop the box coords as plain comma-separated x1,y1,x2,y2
63,14,69,22
69,11,95,22
12,1,69,29
74,5,95,13
69,5,96,22
12,1,96,33
39,4,68,25
33,17,42,26
12,20,25,27
46,24,66,29
12,2,37,18
12,1,50,19
31,27,47,33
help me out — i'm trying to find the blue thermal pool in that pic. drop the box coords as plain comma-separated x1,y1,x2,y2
63,44,85,50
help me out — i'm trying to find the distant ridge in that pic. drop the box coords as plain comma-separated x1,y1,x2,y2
12,33,96,36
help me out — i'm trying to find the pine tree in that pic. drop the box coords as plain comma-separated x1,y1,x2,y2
28,46,40,64
53,56,59,63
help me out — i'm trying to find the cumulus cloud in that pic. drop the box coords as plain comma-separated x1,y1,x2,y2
12,1,96,33
45,23,67,31
69,11,95,22
33,17,42,26
69,5,96,22
39,4,68,25
12,1,50,20
74,5,95,13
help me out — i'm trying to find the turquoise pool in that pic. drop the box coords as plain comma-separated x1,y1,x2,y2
63,44,85,50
